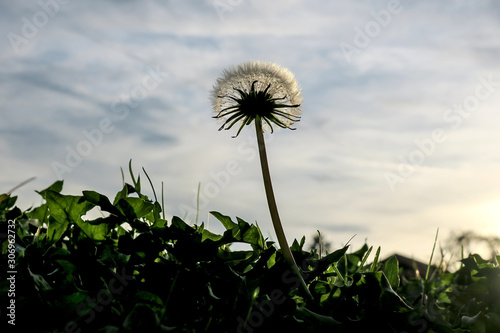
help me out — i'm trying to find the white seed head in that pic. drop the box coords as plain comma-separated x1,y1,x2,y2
211,61,302,136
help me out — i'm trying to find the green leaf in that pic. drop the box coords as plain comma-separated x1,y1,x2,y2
128,160,141,194
36,180,64,199
242,224,265,249
321,246,350,265
45,191,108,241
359,245,373,271
0,194,17,210
171,216,190,231
28,267,52,291
134,291,164,308
351,243,370,259
152,201,162,222
307,245,350,282
377,272,412,309
292,307,341,328
123,304,159,331
79,221,110,241
46,216,69,243
113,183,133,204
210,211,238,230
206,282,221,300
218,249,254,264
201,228,224,242
151,218,168,229
462,312,486,332
27,204,49,224
45,191,90,242
370,246,381,272
232,216,265,248
291,236,306,252
83,190,122,216
383,255,400,290
116,197,154,220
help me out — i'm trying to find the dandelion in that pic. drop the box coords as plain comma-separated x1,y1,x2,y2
211,61,312,299
211,61,302,138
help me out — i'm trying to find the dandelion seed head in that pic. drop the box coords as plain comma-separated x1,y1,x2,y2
211,61,302,137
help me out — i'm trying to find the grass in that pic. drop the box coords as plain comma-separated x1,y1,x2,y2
1,165,499,332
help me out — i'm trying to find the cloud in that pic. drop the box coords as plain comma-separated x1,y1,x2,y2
1,0,500,262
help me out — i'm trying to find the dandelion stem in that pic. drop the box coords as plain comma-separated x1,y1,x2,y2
255,115,313,300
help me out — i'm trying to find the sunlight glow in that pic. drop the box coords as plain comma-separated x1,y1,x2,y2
480,200,500,236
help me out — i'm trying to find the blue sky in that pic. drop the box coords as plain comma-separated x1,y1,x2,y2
2,0,500,261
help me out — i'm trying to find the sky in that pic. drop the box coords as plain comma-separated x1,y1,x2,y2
1,0,500,262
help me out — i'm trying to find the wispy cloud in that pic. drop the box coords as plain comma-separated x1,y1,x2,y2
1,0,499,261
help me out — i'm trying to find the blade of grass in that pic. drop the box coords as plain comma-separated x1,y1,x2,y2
6,176,36,195
142,167,158,203
161,181,165,221
344,252,348,280
370,246,381,272
128,160,136,186
359,246,373,271
332,262,345,284
196,182,201,224
316,230,323,259
120,167,125,187
0,176,36,204
128,160,141,193
345,234,357,246
425,228,439,281
431,246,445,280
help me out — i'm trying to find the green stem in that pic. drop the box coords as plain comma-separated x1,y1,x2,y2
255,116,313,300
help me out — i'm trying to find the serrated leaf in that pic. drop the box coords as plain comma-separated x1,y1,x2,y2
45,191,109,241
45,191,91,242
242,224,265,249
210,211,237,230
291,236,306,252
